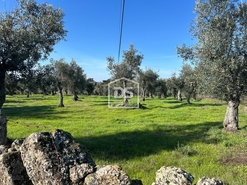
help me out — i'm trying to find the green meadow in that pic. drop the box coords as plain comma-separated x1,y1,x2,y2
3,95,247,184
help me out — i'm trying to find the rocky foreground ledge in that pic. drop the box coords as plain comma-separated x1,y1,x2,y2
0,129,223,185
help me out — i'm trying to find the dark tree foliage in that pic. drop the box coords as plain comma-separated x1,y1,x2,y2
138,68,159,101
155,79,167,99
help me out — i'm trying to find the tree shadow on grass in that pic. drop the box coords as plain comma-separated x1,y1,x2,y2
147,101,224,109
4,99,27,104
2,105,65,119
167,102,224,109
76,121,221,161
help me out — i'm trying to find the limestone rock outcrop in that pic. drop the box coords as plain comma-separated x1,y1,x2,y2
20,129,96,185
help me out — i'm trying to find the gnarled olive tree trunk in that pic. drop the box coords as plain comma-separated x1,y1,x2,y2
177,89,182,101
58,84,64,107
0,67,7,145
186,84,195,104
141,88,146,101
223,99,239,132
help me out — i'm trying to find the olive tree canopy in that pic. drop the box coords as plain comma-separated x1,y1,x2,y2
107,44,143,104
0,0,67,109
177,0,247,131
0,0,66,145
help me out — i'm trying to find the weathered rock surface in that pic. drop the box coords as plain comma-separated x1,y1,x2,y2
84,165,132,185
20,129,96,185
0,145,8,155
10,138,24,152
152,166,194,185
0,151,33,185
196,177,223,185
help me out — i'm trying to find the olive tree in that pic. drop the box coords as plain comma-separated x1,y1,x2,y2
177,0,247,131
0,0,66,144
107,44,143,104
155,78,167,99
138,68,159,101
35,63,57,95
53,59,69,107
52,58,86,106
67,59,86,101
179,63,197,104
167,73,184,101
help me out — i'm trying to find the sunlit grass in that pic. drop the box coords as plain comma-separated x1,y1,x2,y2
3,94,247,184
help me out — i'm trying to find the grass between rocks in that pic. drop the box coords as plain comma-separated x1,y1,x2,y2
3,94,247,184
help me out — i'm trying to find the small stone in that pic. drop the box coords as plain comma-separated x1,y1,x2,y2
196,177,223,185
152,166,194,185
69,163,94,184
84,165,132,185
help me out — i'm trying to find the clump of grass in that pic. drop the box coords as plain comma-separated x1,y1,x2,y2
173,142,197,156
112,118,130,124
205,126,225,144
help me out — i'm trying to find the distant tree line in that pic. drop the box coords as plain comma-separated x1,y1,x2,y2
2,44,213,107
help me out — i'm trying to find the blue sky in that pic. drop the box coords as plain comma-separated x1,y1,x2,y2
1,0,198,82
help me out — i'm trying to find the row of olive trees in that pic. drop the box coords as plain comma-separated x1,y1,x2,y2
5,59,88,106
92,69,167,100
106,43,200,104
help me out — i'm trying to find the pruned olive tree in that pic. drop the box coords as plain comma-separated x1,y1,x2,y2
138,68,159,101
67,59,86,101
155,78,167,99
167,73,184,101
0,0,66,144
53,59,69,107
177,0,247,131
107,44,143,105
35,63,57,96
179,63,197,104
52,58,86,106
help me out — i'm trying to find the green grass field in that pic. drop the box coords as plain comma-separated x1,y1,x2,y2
3,95,247,184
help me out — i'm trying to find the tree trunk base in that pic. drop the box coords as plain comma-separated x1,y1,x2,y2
72,94,78,101
0,112,7,145
223,100,239,132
